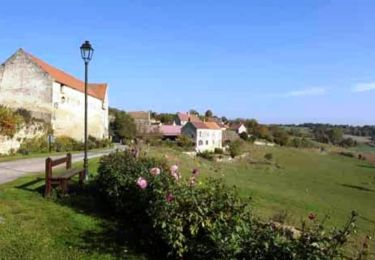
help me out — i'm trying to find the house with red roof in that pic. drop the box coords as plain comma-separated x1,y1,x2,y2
0,49,109,140
182,121,223,152
175,112,201,126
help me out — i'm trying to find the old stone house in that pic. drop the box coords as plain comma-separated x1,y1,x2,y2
128,111,152,135
0,49,109,140
182,121,223,152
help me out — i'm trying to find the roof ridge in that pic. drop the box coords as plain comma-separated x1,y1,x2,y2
20,49,107,101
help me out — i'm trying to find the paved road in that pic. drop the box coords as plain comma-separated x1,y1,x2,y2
0,146,125,185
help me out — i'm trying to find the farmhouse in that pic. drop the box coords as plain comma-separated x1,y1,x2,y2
128,111,152,135
182,121,222,152
175,112,201,126
230,123,247,135
0,49,109,140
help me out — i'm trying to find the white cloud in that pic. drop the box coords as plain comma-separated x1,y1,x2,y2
352,83,375,93
283,87,326,97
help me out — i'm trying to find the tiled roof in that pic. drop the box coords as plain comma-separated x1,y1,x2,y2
25,50,107,101
204,121,221,130
128,111,150,120
191,121,210,129
177,112,201,122
159,125,182,136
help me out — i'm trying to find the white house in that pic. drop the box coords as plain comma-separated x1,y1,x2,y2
182,121,222,152
231,123,247,135
0,49,109,140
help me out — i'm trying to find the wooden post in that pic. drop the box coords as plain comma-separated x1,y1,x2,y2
45,158,52,197
67,153,72,169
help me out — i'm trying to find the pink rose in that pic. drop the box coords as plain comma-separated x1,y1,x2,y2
171,171,181,181
136,177,148,190
150,167,161,176
166,192,174,202
170,165,179,173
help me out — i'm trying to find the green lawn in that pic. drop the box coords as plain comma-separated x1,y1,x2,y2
0,145,374,258
0,158,145,260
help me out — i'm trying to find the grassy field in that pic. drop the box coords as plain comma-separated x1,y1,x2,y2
146,144,375,256
0,144,374,258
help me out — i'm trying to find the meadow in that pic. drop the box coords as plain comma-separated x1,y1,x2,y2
0,143,374,258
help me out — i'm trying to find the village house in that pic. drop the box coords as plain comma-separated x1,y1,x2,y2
182,121,222,152
128,111,152,135
0,49,109,140
230,123,247,135
158,125,182,140
175,112,201,126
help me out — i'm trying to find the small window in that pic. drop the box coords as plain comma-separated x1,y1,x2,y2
60,84,65,94
198,140,203,146
206,140,209,145
61,96,66,103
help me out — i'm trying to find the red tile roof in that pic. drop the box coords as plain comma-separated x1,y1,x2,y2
204,121,221,130
177,112,201,123
26,50,107,101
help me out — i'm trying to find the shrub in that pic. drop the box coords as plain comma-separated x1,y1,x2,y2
265,153,273,160
96,152,358,259
339,152,355,158
0,106,24,137
214,147,224,154
18,136,48,153
229,140,242,158
197,151,215,161
54,136,80,152
239,132,248,141
176,134,193,149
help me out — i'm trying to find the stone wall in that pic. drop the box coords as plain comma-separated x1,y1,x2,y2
0,50,54,118
0,122,46,155
51,82,109,140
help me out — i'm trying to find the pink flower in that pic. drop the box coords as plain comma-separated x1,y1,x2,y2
171,171,181,181
170,165,179,173
136,177,148,190
192,168,200,176
166,192,174,202
150,167,161,176
170,165,181,181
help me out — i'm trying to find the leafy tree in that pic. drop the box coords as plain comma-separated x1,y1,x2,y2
328,128,343,145
239,132,248,141
189,109,199,116
205,109,213,118
229,140,242,158
111,111,137,142
270,126,289,146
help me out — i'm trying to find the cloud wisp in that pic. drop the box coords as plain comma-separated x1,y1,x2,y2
352,83,375,93
282,87,326,97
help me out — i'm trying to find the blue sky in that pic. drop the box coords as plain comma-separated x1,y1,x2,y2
1,0,374,125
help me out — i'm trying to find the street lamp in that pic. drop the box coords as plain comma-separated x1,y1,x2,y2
80,40,94,180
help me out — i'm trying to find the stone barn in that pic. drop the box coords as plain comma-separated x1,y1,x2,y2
0,49,109,140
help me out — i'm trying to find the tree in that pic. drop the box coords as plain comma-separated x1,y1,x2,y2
111,111,137,142
205,110,213,118
189,109,199,116
328,128,343,145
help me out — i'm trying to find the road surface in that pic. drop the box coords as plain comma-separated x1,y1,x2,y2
0,146,124,185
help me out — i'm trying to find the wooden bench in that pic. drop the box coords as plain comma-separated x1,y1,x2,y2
45,153,85,196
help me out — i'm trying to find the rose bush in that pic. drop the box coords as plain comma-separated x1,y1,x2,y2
96,151,360,259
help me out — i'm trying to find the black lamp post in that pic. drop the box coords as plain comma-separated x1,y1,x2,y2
80,40,94,180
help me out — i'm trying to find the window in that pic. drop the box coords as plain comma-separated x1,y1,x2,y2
60,84,65,94
61,96,66,103
206,140,209,145
199,131,202,137
198,140,203,146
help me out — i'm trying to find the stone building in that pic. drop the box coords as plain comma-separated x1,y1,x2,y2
0,49,109,140
128,111,152,135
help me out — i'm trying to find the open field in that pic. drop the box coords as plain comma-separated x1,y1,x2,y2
0,144,374,258
146,144,375,255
